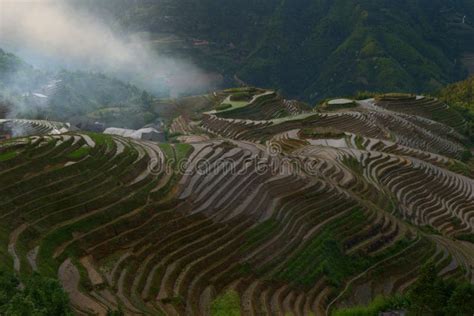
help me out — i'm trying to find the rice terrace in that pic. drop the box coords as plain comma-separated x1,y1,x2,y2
1,1,474,315
1,88,473,315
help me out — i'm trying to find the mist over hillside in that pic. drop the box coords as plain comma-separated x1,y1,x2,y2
75,0,474,101
2,2,474,315
0,0,218,97
0,0,225,128
3,0,473,103
0,48,159,129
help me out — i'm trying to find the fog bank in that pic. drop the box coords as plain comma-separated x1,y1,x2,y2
0,0,213,96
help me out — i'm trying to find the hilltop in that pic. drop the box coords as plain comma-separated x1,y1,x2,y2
0,87,473,315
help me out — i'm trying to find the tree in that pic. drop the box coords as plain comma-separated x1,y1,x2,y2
140,91,154,112
107,306,125,316
0,270,19,306
0,270,72,316
445,283,474,316
22,273,72,316
335,262,474,316
3,294,39,316
407,262,447,315
0,99,12,119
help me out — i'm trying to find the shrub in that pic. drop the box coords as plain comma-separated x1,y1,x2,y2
420,225,441,235
334,263,474,315
230,92,252,102
455,233,474,243
448,160,472,177
460,150,472,162
211,290,240,316
0,151,17,162
333,258,474,315
444,283,474,315
333,295,409,316
0,270,72,315
107,308,124,316
215,103,232,111
67,147,90,159
408,262,474,315
342,156,363,175
354,91,379,100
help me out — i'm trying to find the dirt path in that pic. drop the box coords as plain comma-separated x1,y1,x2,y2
26,246,39,271
58,258,107,315
8,223,28,272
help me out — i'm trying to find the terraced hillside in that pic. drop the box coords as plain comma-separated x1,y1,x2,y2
0,119,70,137
0,91,473,315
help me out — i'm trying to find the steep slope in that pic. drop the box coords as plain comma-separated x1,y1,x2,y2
0,119,70,137
438,76,474,141
440,76,474,107
251,0,474,100
0,48,46,96
83,0,474,101
0,49,157,129
1,89,473,315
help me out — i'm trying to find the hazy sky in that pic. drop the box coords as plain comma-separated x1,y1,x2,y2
0,0,212,95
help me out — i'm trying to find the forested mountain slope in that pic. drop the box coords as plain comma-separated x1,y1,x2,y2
0,49,157,129
81,0,474,101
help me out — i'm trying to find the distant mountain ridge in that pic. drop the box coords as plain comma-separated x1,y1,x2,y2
84,0,474,101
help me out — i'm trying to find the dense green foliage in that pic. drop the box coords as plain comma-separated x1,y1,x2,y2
274,209,371,287
84,0,474,101
333,263,474,316
0,49,45,97
0,151,18,162
45,71,157,128
441,76,474,107
455,233,474,243
0,270,72,315
66,147,90,160
0,49,158,128
48,72,145,114
229,92,252,102
407,263,474,315
106,307,125,316
215,103,232,111
333,295,409,316
241,219,279,251
210,290,241,316
439,76,474,140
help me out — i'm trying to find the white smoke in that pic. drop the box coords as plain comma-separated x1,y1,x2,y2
0,0,216,96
